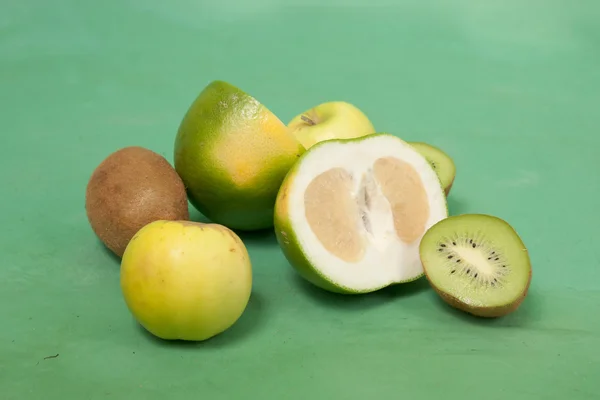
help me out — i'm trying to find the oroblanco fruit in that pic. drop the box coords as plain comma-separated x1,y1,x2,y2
274,133,448,294
174,80,304,231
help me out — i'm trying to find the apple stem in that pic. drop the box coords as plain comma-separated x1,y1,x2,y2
301,115,316,126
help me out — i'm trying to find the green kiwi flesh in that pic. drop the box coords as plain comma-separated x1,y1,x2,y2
419,214,531,318
409,142,456,196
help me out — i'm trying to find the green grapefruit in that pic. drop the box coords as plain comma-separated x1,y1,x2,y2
274,133,448,294
174,80,304,231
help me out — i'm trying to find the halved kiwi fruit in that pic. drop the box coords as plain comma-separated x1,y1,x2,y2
419,214,531,318
409,142,456,196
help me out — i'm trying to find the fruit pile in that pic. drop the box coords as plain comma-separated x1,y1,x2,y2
85,80,532,341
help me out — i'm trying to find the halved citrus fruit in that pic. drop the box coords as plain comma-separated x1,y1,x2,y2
274,133,448,294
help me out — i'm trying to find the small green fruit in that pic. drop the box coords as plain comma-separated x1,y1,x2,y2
419,214,532,318
409,142,456,196
287,101,376,149
120,220,252,341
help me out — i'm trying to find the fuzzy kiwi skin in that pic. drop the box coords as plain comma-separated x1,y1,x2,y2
421,214,532,318
85,146,190,258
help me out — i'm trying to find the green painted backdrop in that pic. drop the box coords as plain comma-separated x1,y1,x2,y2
2,0,599,398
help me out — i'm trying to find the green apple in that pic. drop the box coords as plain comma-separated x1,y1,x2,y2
120,220,252,341
287,101,376,149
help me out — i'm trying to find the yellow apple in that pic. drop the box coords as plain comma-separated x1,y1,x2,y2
120,220,252,341
287,101,376,149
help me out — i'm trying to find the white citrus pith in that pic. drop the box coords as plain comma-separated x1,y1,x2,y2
274,133,448,294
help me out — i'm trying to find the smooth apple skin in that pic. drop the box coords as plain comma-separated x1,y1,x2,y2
287,101,376,149
120,220,252,341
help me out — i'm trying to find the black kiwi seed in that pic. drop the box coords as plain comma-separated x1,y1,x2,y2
437,233,510,289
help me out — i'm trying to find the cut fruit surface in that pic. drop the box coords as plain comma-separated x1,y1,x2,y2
419,214,532,317
409,142,456,196
274,133,448,294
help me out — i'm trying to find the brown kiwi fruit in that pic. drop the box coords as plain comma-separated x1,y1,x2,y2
85,146,189,257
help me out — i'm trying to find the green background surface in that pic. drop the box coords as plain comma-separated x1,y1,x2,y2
2,0,599,398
